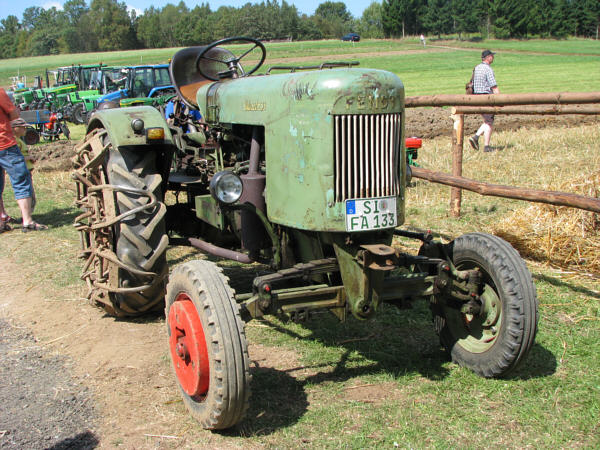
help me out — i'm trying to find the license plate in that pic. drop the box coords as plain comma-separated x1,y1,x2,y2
345,197,397,232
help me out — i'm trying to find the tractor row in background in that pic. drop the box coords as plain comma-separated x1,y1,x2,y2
10,63,175,127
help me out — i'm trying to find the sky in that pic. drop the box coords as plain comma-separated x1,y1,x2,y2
1,0,375,21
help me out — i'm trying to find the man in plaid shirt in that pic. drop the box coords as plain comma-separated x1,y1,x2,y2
468,50,500,152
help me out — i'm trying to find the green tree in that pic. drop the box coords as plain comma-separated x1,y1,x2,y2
136,7,163,48
0,15,20,58
358,1,385,38
297,14,323,40
62,0,91,53
572,0,600,37
314,1,353,38
422,0,452,38
63,0,88,23
382,0,424,38
89,0,137,51
21,7,44,31
279,0,301,40
212,6,241,40
451,0,479,39
315,1,353,21
28,28,61,55
160,2,189,47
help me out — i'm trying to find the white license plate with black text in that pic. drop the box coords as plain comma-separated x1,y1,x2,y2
345,197,397,232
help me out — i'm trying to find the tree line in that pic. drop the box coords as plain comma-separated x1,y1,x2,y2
0,0,598,59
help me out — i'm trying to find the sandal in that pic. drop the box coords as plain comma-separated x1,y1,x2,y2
0,222,11,233
0,214,16,224
22,222,48,233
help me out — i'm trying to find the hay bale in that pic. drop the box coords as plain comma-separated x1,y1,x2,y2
492,172,600,275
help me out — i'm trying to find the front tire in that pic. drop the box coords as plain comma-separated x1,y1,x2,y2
431,233,538,378
166,260,251,429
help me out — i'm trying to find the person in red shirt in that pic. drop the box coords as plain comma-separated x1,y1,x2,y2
0,88,46,232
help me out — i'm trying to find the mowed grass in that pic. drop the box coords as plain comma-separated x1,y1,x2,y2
1,120,598,447
1,38,599,96
435,36,600,55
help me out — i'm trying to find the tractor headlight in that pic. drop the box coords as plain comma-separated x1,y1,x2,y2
210,171,243,204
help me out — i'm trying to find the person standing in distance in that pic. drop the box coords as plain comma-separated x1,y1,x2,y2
468,50,500,153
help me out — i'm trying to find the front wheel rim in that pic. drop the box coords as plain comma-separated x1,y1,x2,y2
445,268,503,353
168,293,210,397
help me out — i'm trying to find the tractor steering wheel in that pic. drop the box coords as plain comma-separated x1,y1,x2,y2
195,37,266,81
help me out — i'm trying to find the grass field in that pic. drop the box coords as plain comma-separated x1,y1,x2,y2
0,40,599,447
1,38,599,95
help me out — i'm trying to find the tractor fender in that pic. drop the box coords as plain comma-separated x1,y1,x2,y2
149,85,174,98
97,89,127,104
87,105,175,148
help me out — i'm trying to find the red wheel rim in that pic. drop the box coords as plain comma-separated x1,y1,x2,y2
168,293,210,397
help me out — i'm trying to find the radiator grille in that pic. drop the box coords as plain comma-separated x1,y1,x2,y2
334,113,402,202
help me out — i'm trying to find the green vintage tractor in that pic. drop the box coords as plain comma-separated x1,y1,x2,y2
72,38,538,430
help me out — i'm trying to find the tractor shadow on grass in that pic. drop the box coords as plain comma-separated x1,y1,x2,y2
224,365,309,437
533,272,600,300
32,206,80,229
218,264,556,435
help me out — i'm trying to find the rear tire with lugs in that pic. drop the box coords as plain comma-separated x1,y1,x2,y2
73,128,168,316
110,146,168,315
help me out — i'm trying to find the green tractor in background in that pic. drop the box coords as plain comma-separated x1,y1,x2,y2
65,66,126,124
73,38,538,430
84,64,175,122
13,64,110,121
14,82,76,111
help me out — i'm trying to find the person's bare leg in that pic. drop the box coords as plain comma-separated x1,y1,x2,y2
0,170,5,218
483,125,493,146
476,123,489,138
16,197,33,225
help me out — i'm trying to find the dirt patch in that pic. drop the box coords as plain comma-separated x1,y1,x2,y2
0,318,98,449
405,107,600,140
0,260,187,448
29,139,76,172
341,381,405,404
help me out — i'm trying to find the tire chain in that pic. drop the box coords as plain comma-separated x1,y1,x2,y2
72,128,165,315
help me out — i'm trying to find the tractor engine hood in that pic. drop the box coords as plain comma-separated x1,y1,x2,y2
195,68,404,124
196,68,406,232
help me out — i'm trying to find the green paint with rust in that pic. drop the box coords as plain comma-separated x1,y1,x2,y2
331,232,391,319
88,105,175,148
194,68,406,233
195,195,224,229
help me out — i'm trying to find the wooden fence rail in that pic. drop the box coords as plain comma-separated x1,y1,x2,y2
411,166,600,213
405,92,600,107
404,91,600,217
453,105,600,115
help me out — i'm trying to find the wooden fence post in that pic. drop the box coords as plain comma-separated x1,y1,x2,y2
450,112,464,217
